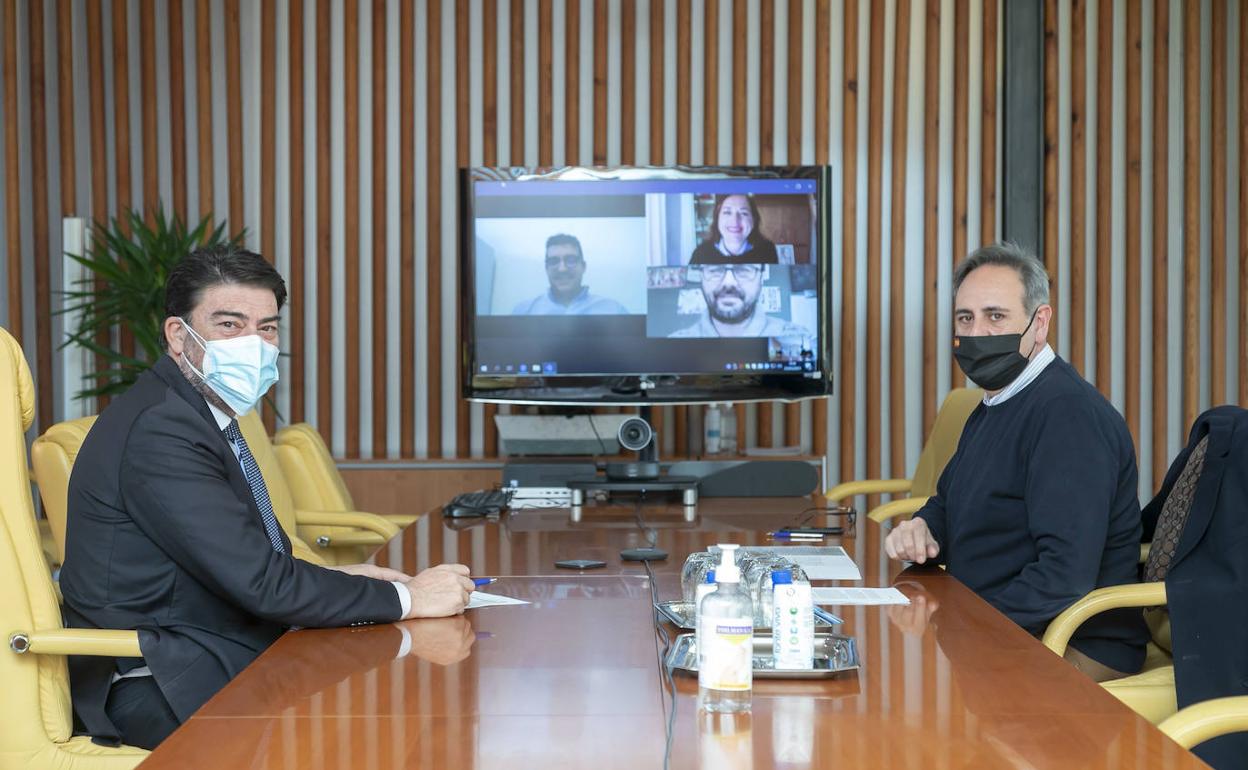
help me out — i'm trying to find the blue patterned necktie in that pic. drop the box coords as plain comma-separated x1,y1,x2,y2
223,420,287,554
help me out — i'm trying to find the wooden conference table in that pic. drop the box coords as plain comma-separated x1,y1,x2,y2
140,497,1207,769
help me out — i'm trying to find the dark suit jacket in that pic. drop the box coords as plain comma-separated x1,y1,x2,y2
59,355,401,742
1140,405,1248,769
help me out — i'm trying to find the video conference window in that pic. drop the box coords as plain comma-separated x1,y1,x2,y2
471,176,820,375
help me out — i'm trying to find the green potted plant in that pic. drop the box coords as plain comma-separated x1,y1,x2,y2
59,206,243,400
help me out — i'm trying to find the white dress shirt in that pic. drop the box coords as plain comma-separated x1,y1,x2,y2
982,344,1056,406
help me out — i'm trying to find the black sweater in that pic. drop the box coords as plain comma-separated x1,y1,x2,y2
917,356,1148,673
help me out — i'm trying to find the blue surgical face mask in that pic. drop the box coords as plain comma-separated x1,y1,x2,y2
179,318,280,416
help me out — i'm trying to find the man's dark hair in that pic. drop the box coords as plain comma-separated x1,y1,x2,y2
162,244,287,349
545,233,584,261
953,241,1051,314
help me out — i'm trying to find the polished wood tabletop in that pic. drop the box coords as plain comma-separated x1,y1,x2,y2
139,497,1208,769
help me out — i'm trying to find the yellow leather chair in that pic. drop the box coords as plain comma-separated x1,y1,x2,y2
30,416,95,565
1159,696,1248,751
236,412,399,564
826,386,983,522
272,422,417,528
0,326,149,769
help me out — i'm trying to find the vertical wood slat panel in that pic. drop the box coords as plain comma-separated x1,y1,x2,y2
1209,0,1226,406
0,11,17,346
260,0,277,434
511,0,526,163
676,0,689,165
113,0,137,359
537,0,551,165
1240,0,1248,407
865,0,883,495
921,0,939,437
839,0,859,482
398,0,414,455
56,0,75,213
425,0,442,457
481,3,498,457
316,0,333,446
1042,0,1058,348
1094,0,1111,398
344,0,361,457
1124,0,1141,451
757,0,775,449
87,0,109,408
596,0,611,165
289,0,306,425
1152,0,1169,489
1181,3,1199,429
1070,0,1087,374
139,0,157,221
168,0,188,221
703,0,717,165
28,0,54,429
567,0,580,166
621,0,635,164
455,1,470,455
372,0,387,457
196,0,214,221
950,0,967,391
888,0,911,477
224,0,243,231
980,0,996,244
784,0,802,448
812,0,829,459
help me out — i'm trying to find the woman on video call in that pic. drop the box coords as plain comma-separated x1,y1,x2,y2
689,193,779,264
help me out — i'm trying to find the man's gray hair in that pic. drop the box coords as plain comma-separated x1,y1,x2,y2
952,241,1051,314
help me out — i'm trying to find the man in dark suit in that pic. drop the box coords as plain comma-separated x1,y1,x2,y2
59,245,475,749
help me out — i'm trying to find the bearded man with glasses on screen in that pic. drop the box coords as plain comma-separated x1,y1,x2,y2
669,262,810,339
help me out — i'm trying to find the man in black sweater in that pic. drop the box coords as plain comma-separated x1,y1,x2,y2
885,243,1147,680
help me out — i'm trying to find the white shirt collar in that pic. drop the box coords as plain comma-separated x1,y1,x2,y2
982,344,1056,406
206,400,234,431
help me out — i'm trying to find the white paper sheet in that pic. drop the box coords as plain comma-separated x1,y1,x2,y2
466,591,530,609
741,545,863,581
812,587,911,606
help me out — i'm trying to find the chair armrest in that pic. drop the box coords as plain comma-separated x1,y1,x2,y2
52,580,63,604
383,514,419,528
296,510,402,539
10,628,142,658
1042,582,1167,656
868,496,929,523
1158,696,1248,750
825,479,912,503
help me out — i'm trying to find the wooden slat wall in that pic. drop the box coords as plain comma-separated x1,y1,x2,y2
1,0,1244,498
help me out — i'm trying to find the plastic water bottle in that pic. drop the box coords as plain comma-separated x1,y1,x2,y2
704,404,722,454
770,570,814,670
698,544,753,713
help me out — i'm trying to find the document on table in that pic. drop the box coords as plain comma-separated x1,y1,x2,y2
812,587,911,606
743,545,863,581
466,591,530,609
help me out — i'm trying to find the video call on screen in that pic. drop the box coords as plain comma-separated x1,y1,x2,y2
471,176,822,378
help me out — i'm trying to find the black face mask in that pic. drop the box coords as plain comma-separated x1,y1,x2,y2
953,311,1039,391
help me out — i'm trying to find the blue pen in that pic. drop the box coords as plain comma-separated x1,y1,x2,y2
473,577,498,587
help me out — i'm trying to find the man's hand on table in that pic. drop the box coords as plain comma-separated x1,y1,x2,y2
402,564,475,619
884,517,941,564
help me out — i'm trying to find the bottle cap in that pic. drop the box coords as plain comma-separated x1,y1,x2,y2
704,569,716,584
771,569,792,585
715,543,741,583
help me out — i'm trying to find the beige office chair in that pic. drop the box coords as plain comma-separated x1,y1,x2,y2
0,326,149,769
273,422,417,527
1158,696,1248,751
30,416,95,565
826,387,983,522
236,412,399,565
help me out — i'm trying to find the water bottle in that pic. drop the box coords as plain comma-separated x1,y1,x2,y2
698,544,753,713
770,570,814,670
704,404,722,454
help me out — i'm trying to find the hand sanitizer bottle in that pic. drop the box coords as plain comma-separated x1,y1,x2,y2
694,569,716,669
771,570,814,670
698,544,753,713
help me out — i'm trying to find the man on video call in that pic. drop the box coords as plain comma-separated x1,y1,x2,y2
669,262,809,338
511,233,627,315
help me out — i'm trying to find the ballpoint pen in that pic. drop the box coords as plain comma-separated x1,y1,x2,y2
473,577,498,587
768,531,825,540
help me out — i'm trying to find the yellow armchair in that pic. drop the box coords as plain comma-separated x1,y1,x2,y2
1042,582,1177,724
1158,696,1248,751
1,326,149,769
31,416,97,565
827,387,983,522
273,422,418,528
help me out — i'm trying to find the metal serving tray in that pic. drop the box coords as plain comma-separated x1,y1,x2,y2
665,632,860,679
654,600,840,631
